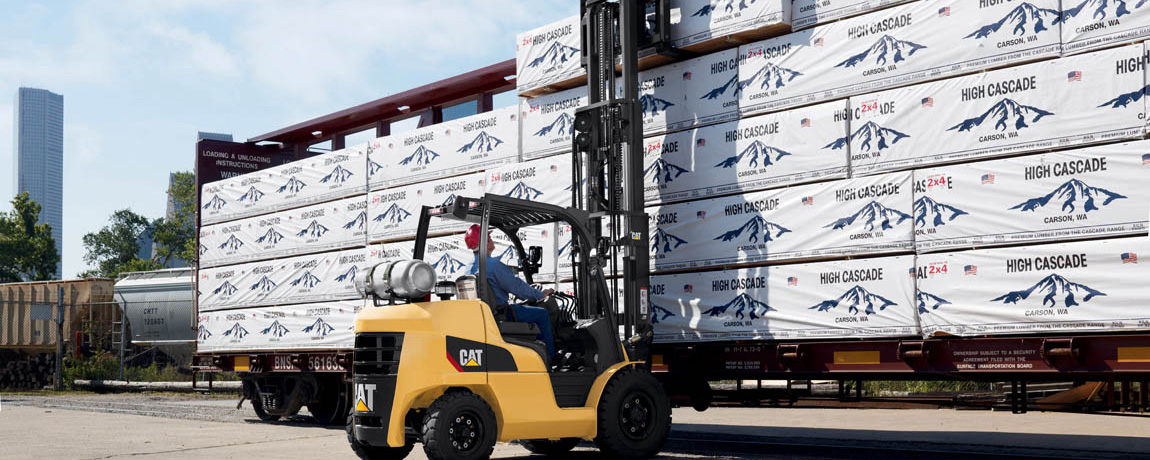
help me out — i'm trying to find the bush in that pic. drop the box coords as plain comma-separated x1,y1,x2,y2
63,352,193,386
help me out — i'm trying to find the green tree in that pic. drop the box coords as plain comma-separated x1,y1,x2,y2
152,171,196,265
80,209,162,278
0,192,60,282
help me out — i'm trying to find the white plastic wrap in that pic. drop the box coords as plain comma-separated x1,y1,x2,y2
669,0,792,48
201,145,368,225
490,225,558,283
916,238,1150,337
847,44,1148,176
675,48,742,131
196,300,360,352
484,155,574,207
425,235,475,283
200,195,368,268
198,247,367,311
367,172,486,242
520,86,587,159
914,141,1150,253
738,0,1063,115
652,255,917,342
648,172,914,271
643,100,849,204
627,62,687,135
791,0,914,29
516,16,584,95
1061,0,1150,55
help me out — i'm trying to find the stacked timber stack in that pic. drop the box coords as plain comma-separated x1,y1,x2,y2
0,354,55,390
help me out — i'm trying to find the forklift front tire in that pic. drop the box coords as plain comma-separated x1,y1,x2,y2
346,413,414,460
593,368,672,460
421,391,498,460
520,438,581,456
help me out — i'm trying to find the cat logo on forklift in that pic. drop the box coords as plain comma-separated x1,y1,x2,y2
460,349,484,367
355,383,375,412
445,336,519,373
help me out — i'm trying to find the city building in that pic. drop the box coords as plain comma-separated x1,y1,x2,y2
13,87,64,279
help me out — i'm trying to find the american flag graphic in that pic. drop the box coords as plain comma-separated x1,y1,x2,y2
802,196,814,206
697,210,707,219
1122,253,1138,264
939,6,950,16
550,164,558,172
787,277,798,286
964,265,978,275
697,138,706,147
922,97,934,107
683,284,694,293
813,37,824,47
683,71,692,80
801,118,811,127
1142,154,1150,165
981,174,995,184
1067,71,1082,82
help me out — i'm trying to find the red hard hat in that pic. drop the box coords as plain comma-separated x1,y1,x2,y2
464,224,487,250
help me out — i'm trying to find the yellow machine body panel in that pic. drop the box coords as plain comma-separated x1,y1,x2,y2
353,300,639,447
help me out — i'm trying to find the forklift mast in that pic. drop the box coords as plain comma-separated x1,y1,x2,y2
573,1,674,360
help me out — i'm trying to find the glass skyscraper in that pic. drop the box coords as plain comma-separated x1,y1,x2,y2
13,87,64,279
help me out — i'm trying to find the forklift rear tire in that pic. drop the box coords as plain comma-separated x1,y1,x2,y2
593,368,671,460
347,413,414,460
520,438,580,456
421,391,497,460
251,392,281,422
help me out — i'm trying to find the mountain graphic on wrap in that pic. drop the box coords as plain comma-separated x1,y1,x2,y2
369,160,384,176
433,253,467,275
496,246,520,265
639,94,675,118
702,74,741,100
344,211,367,231
256,228,285,246
651,304,676,324
303,318,336,337
320,165,354,184
810,285,897,316
1099,85,1150,108
645,159,690,184
219,235,244,251
400,145,439,166
296,220,330,238
1061,0,1143,21
374,204,412,224
1009,179,1126,214
505,182,544,200
290,271,322,289
335,265,359,283
992,273,1106,308
715,216,791,243
824,121,909,152
692,0,757,17
966,2,1063,39
198,243,207,256
716,141,791,169
238,186,265,203
441,194,457,207
914,197,969,228
917,291,952,314
197,325,212,340
739,62,803,91
277,176,307,194
203,194,227,211
836,35,927,68
702,293,776,320
250,276,278,293
223,323,249,339
534,113,575,137
528,41,580,68
457,131,504,153
651,229,688,253
213,281,238,296
948,98,1054,133
557,239,573,258
826,201,911,231
260,320,290,338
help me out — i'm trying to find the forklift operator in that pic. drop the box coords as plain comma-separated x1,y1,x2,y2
465,225,556,356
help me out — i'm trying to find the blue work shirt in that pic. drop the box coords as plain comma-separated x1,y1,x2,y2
470,253,544,306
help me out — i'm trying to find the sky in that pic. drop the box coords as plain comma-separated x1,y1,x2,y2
0,0,575,278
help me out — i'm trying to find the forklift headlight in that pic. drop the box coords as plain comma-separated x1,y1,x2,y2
358,259,437,301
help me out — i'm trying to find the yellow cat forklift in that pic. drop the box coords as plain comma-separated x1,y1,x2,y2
346,1,678,459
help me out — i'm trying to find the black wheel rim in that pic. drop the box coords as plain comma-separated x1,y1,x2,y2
448,410,484,454
619,391,655,441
